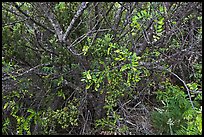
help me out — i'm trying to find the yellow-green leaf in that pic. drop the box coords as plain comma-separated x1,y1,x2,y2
87,72,91,80
3,102,9,109
107,47,111,55
82,45,89,55
86,83,92,89
120,64,130,72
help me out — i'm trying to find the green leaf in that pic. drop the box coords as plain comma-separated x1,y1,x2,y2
159,6,165,12
132,67,137,72
95,83,100,91
86,83,92,89
114,49,121,53
120,64,130,72
132,32,136,36
59,2,66,10
107,47,111,55
133,15,139,21
172,21,177,24
197,16,202,20
127,73,131,86
114,57,123,61
157,24,163,29
87,71,92,80
27,108,35,114
141,10,147,16
57,90,66,100
82,45,89,55
136,12,142,18
109,43,116,48
158,21,164,26
135,22,141,29
131,53,138,64
3,102,9,109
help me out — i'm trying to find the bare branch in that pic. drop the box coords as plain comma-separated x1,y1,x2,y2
63,2,89,42
2,63,51,81
37,3,64,42
12,2,55,34
2,18,28,27
169,71,195,109
113,2,125,31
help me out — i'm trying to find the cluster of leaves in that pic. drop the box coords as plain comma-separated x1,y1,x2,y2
151,81,202,135
14,109,41,135
3,88,39,135
82,34,143,132
40,98,79,134
95,111,128,133
2,88,79,135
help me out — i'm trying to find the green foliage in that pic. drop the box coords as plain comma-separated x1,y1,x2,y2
2,96,40,135
2,59,18,80
81,34,144,133
151,82,202,135
54,2,72,30
190,63,202,84
2,2,201,135
176,109,202,135
2,86,38,135
95,111,120,130
14,109,40,135
153,17,165,42
2,117,10,134
95,111,127,133
40,99,79,134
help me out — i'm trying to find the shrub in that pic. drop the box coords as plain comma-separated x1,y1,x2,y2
151,82,202,135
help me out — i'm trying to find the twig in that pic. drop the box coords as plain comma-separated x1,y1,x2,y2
169,71,195,109
12,2,55,34
125,120,137,126
2,18,28,27
2,63,51,81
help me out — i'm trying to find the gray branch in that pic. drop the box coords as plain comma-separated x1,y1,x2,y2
12,2,55,34
63,2,89,42
38,3,64,42
113,2,125,31
2,63,51,81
